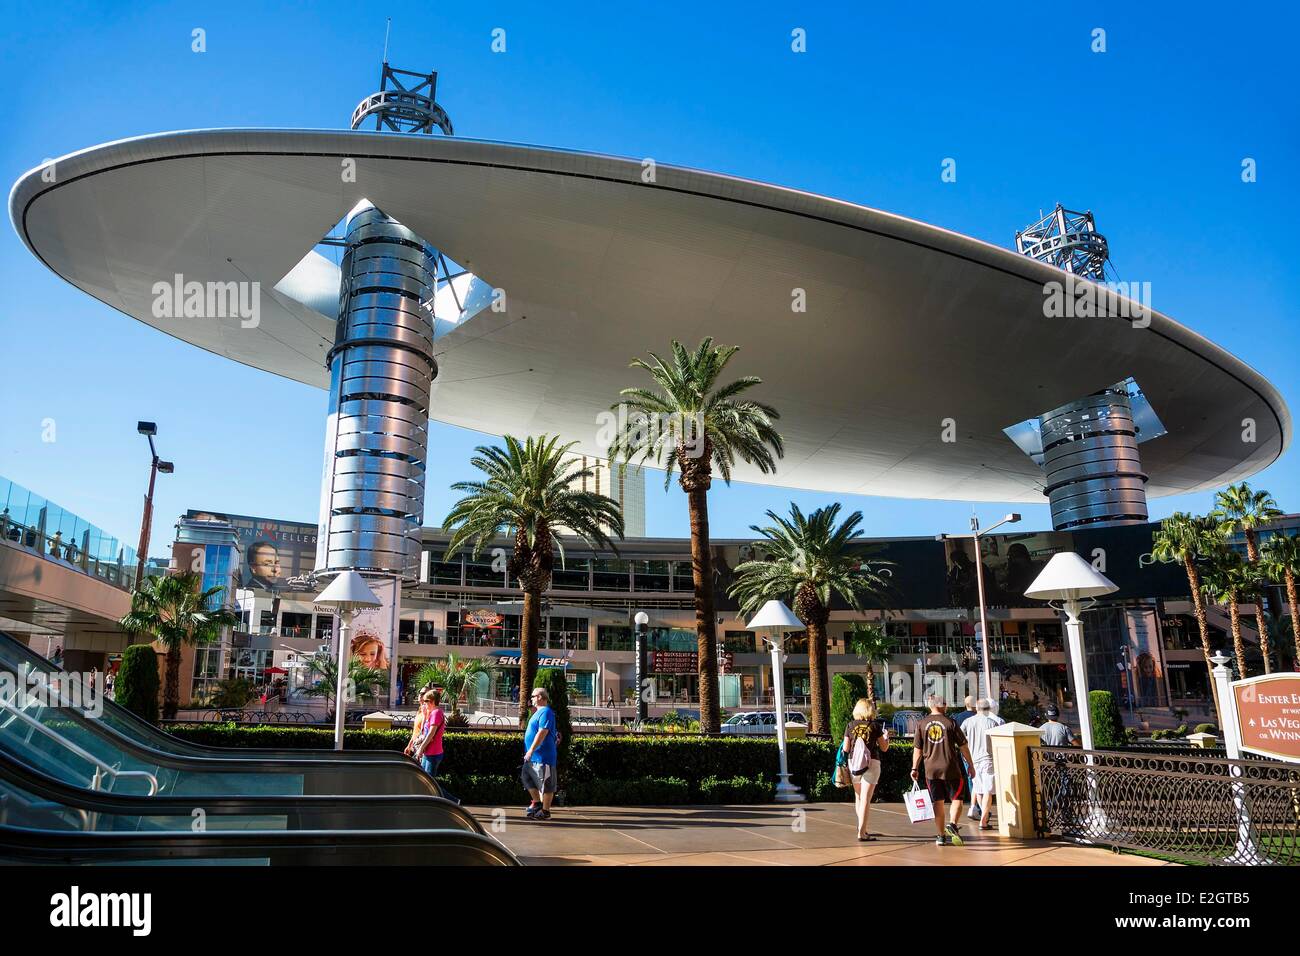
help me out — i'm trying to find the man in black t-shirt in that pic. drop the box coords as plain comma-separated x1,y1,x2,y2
912,694,977,846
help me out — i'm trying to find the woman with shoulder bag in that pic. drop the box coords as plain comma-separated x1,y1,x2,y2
842,698,890,841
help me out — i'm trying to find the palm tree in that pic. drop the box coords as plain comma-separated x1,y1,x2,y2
119,572,238,719
846,620,894,703
411,653,498,722
304,655,389,718
728,504,892,735
1151,512,1226,719
1201,549,1253,678
610,338,784,732
443,435,624,727
1212,482,1281,561
1261,533,1300,666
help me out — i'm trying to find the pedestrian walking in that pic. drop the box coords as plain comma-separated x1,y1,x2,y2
959,698,1001,830
1038,706,1076,747
911,694,977,847
522,686,558,820
841,698,890,841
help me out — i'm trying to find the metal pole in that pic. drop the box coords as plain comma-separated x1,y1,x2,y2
134,454,158,590
972,530,993,701
768,634,801,801
1063,599,1094,751
333,609,352,751
635,623,647,722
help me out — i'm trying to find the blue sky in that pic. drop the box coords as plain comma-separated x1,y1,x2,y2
1,1,1296,554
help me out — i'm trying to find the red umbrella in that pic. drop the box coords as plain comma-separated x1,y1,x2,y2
264,666,288,675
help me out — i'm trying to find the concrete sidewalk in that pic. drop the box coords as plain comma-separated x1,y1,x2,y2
472,801,1178,866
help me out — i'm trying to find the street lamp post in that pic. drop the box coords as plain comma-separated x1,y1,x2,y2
1024,552,1118,751
314,571,381,750
634,611,649,723
134,421,174,590
939,513,1020,705
748,599,805,803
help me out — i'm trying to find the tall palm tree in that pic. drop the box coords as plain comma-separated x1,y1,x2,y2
609,338,784,733
1201,550,1253,679
1261,533,1300,666
728,504,892,735
1151,512,1226,719
846,620,894,703
119,572,238,719
1213,483,1282,671
443,435,624,727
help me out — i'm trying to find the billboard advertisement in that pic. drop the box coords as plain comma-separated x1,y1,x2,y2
186,510,318,592
943,530,1072,609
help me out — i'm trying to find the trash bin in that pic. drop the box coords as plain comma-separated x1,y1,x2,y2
361,712,393,731
784,724,807,739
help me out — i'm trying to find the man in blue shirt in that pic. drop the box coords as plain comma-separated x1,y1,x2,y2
523,686,558,820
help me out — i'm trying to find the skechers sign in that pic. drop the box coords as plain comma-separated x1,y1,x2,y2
490,650,571,668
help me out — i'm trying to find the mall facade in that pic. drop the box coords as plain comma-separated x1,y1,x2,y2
166,508,1299,720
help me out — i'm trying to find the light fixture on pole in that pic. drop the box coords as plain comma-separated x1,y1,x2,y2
1024,552,1117,751
314,570,381,750
134,421,174,590
938,512,1020,704
633,611,649,723
747,599,805,803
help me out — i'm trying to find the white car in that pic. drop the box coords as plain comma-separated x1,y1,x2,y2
720,711,809,735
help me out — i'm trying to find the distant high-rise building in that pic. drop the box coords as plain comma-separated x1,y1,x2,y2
564,455,646,538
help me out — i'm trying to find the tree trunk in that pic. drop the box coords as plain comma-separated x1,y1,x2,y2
865,662,876,703
163,644,181,720
805,614,831,736
519,588,542,728
1255,597,1273,674
1286,571,1300,666
1229,598,1248,679
1183,557,1222,724
686,486,720,733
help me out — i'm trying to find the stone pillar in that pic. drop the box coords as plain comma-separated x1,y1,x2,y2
316,204,438,581
1040,386,1148,531
988,722,1043,839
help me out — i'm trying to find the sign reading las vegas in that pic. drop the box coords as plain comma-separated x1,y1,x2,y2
1232,673,1300,763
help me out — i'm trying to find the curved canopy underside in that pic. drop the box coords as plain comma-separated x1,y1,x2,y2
10,129,1290,503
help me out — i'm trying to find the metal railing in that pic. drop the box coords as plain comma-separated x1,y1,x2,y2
1031,746,1300,865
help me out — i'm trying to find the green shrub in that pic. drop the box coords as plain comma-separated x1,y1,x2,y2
1192,723,1218,736
997,696,1033,725
533,668,573,770
830,673,870,742
566,776,691,805
1089,690,1126,749
210,677,254,709
698,775,775,803
1171,723,1188,739
116,644,160,724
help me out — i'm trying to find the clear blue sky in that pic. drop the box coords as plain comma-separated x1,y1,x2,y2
1,1,1296,555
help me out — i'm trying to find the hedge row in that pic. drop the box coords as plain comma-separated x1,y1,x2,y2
166,724,916,803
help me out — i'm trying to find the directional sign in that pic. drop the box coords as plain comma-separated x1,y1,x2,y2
1232,673,1300,763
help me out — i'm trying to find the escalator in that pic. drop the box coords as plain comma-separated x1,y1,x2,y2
0,631,403,762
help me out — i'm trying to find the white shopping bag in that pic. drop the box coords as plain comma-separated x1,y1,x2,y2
906,782,935,823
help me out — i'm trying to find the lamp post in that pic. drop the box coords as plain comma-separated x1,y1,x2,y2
134,421,174,590
634,611,649,723
1024,552,1118,751
314,571,381,750
939,513,1020,704
748,599,805,803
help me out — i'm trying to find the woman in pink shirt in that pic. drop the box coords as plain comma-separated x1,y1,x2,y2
414,688,446,778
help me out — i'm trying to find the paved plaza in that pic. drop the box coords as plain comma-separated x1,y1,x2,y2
473,802,1178,866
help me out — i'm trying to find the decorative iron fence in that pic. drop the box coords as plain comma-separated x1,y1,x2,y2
1031,747,1300,865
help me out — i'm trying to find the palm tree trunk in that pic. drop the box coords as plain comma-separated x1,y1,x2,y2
1254,596,1273,674
865,662,876,703
163,645,181,720
1229,598,1248,679
1184,557,1222,724
519,589,542,728
806,615,830,735
1286,571,1300,665
686,486,720,733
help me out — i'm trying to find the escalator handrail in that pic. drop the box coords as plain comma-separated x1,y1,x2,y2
0,749,485,834
0,633,408,762
0,692,159,795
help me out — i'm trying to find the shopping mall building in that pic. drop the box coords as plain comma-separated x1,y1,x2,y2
168,507,1299,720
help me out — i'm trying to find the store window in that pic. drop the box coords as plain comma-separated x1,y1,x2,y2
632,560,670,592
592,559,630,591
597,626,634,651
546,616,588,650
281,612,311,639
424,553,463,586
670,561,694,592
398,619,416,644
722,630,757,653
551,558,591,590
417,620,438,645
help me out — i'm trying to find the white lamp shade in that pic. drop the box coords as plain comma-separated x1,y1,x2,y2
746,599,802,631
1024,552,1118,602
315,570,382,610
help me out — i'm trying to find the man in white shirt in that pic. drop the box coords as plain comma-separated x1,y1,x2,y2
960,698,1003,829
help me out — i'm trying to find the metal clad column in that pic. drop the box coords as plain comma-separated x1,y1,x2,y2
316,204,437,580
1040,387,1148,531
